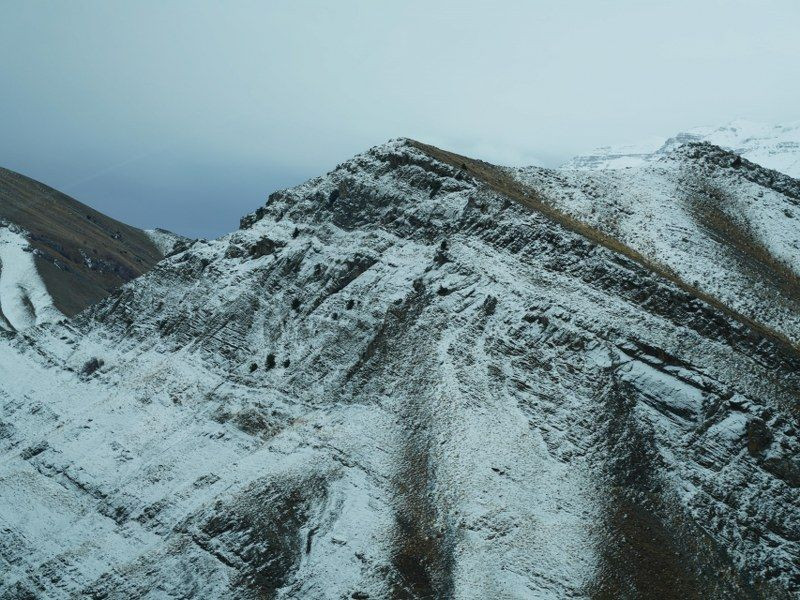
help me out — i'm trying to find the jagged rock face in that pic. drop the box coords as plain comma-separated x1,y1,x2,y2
0,140,799,598
0,167,183,329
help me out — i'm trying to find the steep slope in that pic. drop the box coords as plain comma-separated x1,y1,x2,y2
513,143,800,348
0,167,184,328
0,140,798,599
564,119,800,178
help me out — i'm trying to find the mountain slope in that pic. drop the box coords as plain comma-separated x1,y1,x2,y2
563,119,800,178
513,143,800,349
0,140,798,598
0,167,184,329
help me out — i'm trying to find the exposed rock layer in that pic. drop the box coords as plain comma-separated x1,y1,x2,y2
0,140,798,598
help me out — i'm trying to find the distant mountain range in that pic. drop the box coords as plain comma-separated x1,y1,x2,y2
562,119,800,178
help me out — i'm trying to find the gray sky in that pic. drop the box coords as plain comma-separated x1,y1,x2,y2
2,1,799,238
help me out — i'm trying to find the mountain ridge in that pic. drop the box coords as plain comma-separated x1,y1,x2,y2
412,139,800,354
0,138,798,598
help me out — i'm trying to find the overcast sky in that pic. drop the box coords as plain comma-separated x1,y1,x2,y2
2,1,799,238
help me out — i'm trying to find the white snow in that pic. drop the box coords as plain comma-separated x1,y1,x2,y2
145,228,184,254
0,223,63,330
563,119,800,179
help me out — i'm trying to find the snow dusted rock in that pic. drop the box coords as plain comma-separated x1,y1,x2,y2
563,119,800,179
513,142,800,347
0,139,798,598
144,228,189,255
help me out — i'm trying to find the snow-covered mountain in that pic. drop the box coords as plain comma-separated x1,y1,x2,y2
563,120,800,179
0,167,186,330
0,140,798,598
514,143,800,347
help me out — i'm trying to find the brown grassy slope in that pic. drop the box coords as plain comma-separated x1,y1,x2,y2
0,167,164,316
408,140,800,358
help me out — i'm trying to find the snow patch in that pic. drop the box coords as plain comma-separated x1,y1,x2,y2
0,223,62,330
145,228,186,254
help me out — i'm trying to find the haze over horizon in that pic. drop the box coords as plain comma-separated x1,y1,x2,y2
2,1,799,238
